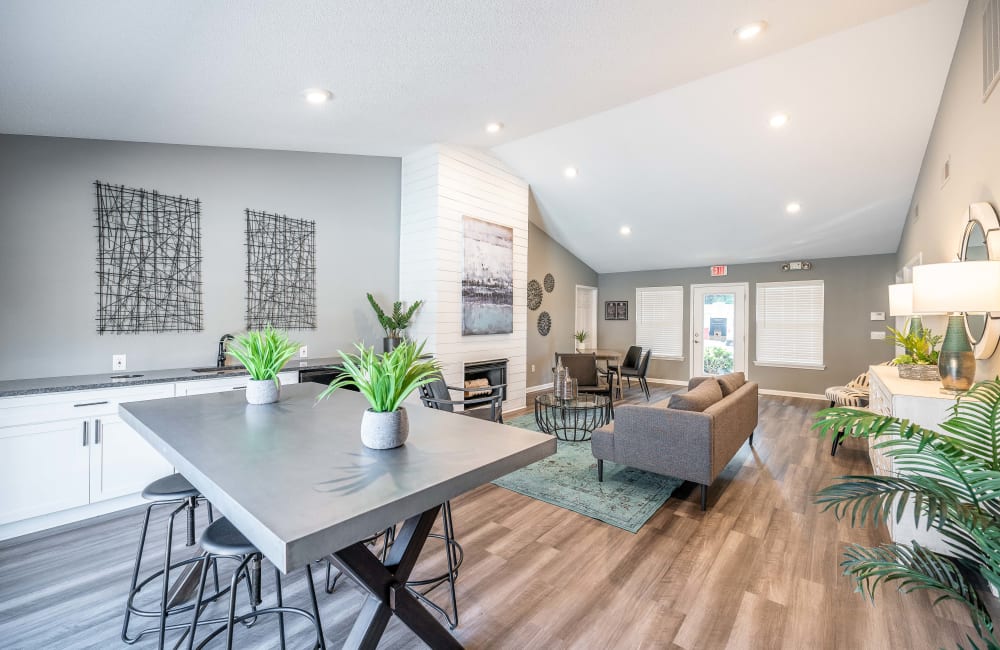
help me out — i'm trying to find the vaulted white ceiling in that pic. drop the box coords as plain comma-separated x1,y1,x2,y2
0,1,965,272
493,0,966,272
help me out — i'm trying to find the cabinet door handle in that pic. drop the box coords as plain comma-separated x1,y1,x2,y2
94,419,101,445
232,386,246,390
82,420,89,446
74,400,109,408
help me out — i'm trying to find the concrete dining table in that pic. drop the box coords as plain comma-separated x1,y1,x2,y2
120,382,556,649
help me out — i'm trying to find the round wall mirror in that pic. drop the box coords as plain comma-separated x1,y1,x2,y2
960,203,1000,359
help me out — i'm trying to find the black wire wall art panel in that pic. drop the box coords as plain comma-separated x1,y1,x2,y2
95,181,203,334
245,209,317,330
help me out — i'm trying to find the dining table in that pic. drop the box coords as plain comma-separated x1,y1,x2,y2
120,382,556,649
589,348,623,397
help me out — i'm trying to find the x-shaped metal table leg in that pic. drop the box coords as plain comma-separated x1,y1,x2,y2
331,505,463,650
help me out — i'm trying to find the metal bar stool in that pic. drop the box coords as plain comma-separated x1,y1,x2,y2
187,517,326,650
122,473,226,648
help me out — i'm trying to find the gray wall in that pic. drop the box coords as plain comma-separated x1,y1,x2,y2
598,254,897,395
896,0,1000,378
527,208,598,387
0,134,401,380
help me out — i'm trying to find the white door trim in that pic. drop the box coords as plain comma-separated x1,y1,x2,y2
689,282,750,378
575,284,598,349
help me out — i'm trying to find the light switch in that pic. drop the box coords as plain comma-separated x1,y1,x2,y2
871,331,886,340
870,312,885,321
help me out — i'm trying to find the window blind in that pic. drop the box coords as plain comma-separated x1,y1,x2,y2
755,280,824,368
635,286,683,358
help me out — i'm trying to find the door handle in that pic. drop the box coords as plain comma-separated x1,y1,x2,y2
82,420,89,446
94,418,101,445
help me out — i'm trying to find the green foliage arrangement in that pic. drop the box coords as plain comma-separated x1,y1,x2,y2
318,339,440,412
813,380,1000,649
574,330,588,344
703,346,734,375
888,326,942,366
367,293,423,338
227,326,300,385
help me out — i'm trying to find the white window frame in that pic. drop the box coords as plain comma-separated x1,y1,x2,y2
754,280,826,370
635,286,684,360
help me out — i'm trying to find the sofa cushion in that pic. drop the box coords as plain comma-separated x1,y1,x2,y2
716,372,746,397
668,378,723,412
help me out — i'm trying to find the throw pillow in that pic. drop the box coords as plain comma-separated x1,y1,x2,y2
717,372,746,397
668,378,723,412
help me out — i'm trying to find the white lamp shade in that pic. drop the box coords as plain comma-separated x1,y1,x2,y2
888,283,913,316
912,261,1000,314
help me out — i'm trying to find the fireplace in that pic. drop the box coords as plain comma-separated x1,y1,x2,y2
463,359,508,402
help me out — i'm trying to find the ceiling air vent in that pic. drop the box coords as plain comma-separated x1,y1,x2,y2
986,0,1000,101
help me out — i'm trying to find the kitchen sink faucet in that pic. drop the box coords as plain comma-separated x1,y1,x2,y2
217,334,235,368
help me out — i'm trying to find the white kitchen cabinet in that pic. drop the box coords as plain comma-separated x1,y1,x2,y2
90,413,174,502
867,365,957,553
175,370,298,396
0,419,91,524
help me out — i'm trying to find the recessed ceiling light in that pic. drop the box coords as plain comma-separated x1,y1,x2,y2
303,88,333,104
564,166,579,179
735,21,767,41
786,202,801,214
620,226,632,235
769,113,789,128
485,122,504,134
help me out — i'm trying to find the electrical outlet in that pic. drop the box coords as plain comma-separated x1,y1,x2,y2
112,354,127,371
299,346,308,358
531,364,536,373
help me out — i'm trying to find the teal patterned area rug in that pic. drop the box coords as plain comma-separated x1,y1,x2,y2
493,413,684,533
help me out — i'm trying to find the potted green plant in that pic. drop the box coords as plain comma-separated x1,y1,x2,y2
813,381,1000,648
888,325,942,381
227,326,300,404
318,339,440,449
367,293,423,353
574,330,588,351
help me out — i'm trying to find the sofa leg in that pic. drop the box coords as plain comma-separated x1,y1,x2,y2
749,431,754,446
700,484,708,511
830,430,843,457
598,459,604,482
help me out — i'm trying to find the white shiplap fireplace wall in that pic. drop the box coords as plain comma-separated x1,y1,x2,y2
400,144,528,411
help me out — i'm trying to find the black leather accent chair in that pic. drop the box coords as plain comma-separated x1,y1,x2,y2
418,372,505,423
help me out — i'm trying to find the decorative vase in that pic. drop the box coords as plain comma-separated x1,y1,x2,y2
383,337,401,353
938,313,975,392
246,378,279,404
360,407,409,449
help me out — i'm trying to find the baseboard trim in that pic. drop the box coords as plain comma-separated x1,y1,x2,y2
644,378,688,387
759,388,827,401
0,493,146,542
526,382,553,393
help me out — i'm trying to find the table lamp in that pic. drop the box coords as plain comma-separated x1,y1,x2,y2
912,261,1000,392
888,283,924,338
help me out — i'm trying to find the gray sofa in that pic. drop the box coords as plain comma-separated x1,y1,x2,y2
591,372,758,510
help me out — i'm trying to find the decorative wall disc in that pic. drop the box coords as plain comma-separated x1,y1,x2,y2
543,273,555,293
537,311,552,336
527,279,543,310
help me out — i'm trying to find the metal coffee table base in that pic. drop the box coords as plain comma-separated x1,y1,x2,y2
534,396,610,442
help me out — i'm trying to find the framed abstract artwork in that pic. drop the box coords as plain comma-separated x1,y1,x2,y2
462,216,514,335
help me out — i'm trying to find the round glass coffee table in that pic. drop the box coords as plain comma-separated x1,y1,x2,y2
534,393,611,442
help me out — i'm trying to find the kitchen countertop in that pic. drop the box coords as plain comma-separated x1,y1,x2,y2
0,357,343,398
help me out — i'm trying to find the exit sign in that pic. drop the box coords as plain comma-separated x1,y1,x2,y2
710,265,728,277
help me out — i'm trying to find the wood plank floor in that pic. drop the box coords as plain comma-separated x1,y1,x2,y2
0,384,981,648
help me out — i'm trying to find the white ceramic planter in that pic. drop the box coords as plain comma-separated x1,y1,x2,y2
360,407,409,449
246,378,280,404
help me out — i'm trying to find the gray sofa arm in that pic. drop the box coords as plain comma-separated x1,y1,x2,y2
604,404,714,485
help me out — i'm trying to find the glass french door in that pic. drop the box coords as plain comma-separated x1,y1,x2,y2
690,283,748,377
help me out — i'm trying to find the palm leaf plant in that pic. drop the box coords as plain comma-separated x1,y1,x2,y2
318,339,440,412
227,326,300,387
366,293,423,338
813,379,1000,649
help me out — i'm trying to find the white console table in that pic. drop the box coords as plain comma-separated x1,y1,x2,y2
867,364,958,553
